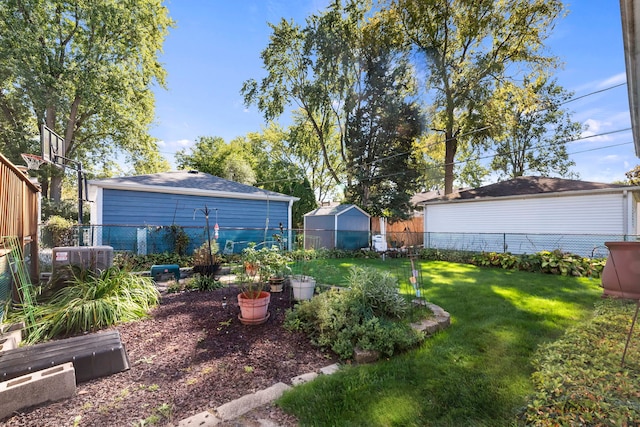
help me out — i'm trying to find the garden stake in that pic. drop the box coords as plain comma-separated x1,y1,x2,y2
621,299,640,367
410,256,421,298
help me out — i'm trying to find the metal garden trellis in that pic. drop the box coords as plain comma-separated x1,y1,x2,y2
193,205,218,272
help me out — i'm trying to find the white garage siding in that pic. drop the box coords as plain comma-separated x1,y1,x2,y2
423,190,639,256
425,192,627,234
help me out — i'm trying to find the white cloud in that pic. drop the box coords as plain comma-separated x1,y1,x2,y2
580,119,614,142
175,139,192,147
599,154,622,163
156,140,166,147
583,118,607,133
572,72,627,94
597,72,627,89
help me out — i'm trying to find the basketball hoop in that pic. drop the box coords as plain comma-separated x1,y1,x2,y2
21,153,46,171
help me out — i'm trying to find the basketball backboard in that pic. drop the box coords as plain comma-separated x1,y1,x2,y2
41,124,65,166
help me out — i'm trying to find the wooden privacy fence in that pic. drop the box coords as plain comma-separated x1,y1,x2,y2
0,152,40,287
371,216,423,248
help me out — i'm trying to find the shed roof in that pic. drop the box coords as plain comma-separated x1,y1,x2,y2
304,204,370,217
421,176,636,204
88,170,299,202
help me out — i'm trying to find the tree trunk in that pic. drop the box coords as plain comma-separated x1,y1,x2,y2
44,107,64,203
444,130,456,195
49,174,63,202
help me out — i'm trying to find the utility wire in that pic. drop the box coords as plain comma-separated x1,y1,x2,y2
559,82,627,106
360,140,635,183
357,83,628,169
162,82,631,180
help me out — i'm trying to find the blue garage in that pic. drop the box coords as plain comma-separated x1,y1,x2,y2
87,170,298,254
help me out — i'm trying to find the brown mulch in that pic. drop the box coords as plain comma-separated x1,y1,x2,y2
2,285,338,427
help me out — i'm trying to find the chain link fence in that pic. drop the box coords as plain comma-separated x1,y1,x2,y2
421,232,633,258
40,224,633,259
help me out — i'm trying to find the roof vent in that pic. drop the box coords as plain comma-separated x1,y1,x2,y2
187,170,199,174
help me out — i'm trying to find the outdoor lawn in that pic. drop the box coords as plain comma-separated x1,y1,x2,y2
279,257,640,426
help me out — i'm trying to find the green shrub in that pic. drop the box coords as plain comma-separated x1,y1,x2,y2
113,252,192,271
41,199,88,224
192,239,220,266
419,248,476,264
41,215,75,247
471,250,605,278
521,298,640,425
166,280,184,293
345,266,409,318
23,266,159,343
284,266,423,359
166,224,190,256
185,273,224,291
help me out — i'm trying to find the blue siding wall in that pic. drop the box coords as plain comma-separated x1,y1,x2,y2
102,189,288,228
337,209,369,231
337,209,369,250
100,189,290,253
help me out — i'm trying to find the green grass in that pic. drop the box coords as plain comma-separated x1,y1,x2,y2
278,259,603,426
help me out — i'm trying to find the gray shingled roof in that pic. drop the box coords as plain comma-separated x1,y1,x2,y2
410,190,444,205
304,204,370,217
88,170,297,200
423,176,633,203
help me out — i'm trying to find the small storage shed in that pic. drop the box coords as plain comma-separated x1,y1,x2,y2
87,170,299,253
420,176,640,256
303,204,370,250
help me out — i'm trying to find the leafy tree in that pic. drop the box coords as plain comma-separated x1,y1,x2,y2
244,0,428,220
247,125,318,227
258,158,317,228
0,0,173,201
241,1,367,188
175,136,257,185
177,128,317,227
0,75,38,163
344,41,424,219
287,111,342,204
487,75,582,179
625,165,640,186
382,0,565,193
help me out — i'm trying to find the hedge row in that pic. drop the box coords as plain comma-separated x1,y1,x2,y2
112,247,607,279
469,249,606,278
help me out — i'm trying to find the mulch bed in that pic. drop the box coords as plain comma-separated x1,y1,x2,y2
2,285,338,427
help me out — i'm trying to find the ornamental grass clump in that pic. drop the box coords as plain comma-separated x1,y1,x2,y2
21,266,159,343
285,266,423,359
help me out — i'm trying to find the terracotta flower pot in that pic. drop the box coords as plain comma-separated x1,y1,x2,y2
601,241,640,299
237,291,271,324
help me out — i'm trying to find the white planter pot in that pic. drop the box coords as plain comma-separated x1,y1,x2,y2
290,276,316,301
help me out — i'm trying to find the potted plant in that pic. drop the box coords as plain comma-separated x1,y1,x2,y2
289,249,317,301
241,243,262,278
237,245,271,325
262,246,291,293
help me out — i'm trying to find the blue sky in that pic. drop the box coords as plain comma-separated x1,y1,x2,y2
152,1,634,184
